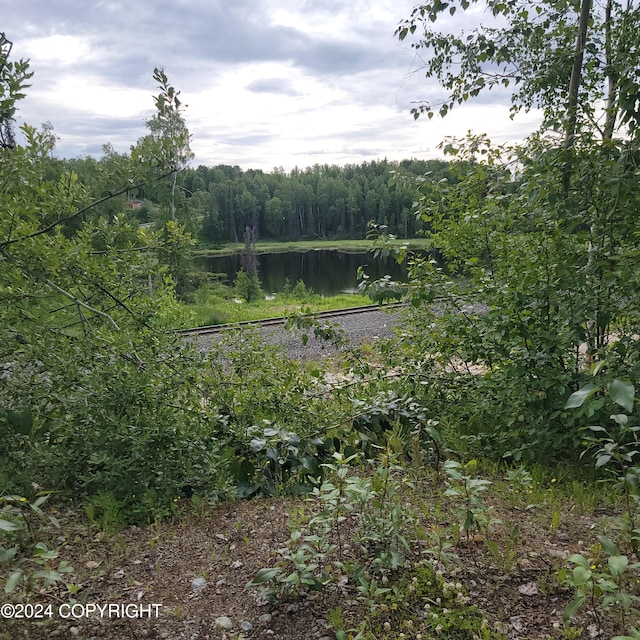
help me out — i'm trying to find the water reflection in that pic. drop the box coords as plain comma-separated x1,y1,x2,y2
196,250,411,295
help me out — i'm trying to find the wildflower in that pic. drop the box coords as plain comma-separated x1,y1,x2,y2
551,478,557,483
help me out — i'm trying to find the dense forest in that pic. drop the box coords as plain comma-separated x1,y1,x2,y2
57,155,453,243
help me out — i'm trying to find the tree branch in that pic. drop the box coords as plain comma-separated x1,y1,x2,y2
562,0,593,192
45,279,120,330
0,168,177,251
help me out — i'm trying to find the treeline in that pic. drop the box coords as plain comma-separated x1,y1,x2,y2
57,156,455,244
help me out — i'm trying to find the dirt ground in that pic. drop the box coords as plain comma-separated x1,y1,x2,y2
0,487,619,640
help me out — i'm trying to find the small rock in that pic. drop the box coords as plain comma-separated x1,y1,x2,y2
509,617,523,633
160,633,171,639
69,628,80,637
518,581,538,596
555,531,570,541
215,616,234,631
230,560,243,569
259,614,273,623
190,577,207,594
239,621,253,632
112,569,125,579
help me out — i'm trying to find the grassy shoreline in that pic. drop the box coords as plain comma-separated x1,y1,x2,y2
192,237,432,257
184,291,373,327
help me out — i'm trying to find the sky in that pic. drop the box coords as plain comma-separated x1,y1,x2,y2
4,0,542,172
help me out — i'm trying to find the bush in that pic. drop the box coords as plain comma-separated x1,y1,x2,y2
234,269,263,302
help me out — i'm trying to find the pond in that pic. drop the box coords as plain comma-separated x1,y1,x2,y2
195,250,411,296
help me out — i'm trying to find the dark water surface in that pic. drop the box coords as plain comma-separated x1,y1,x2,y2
196,250,410,295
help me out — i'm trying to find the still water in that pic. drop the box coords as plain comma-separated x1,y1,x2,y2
196,250,410,295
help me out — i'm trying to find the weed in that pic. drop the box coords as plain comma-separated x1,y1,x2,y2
561,535,640,635
360,564,506,639
443,460,501,542
0,493,74,596
421,525,461,569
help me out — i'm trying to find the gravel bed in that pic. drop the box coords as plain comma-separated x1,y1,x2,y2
194,307,401,360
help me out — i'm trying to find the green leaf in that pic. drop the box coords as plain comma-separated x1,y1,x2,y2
249,438,266,453
568,553,590,567
572,565,592,585
563,594,585,621
34,543,58,559
5,407,33,435
598,535,618,556
608,555,629,577
565,384,598,409
424,425,442,443
0,546,17,563
5,570,22,593
611,379,635,413
31,569,62,585
0,518,22,532
249,567,282,585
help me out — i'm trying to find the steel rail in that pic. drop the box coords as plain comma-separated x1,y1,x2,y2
178,302,405,338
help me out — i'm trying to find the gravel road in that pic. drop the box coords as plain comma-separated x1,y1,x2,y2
194,307,402,360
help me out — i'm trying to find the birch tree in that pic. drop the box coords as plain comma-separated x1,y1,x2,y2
390,0,640,460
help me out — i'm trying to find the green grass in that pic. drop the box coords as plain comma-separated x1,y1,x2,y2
184,291,373,327
193,238,432,257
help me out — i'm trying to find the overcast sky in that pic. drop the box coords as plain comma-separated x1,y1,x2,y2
5,0,542,172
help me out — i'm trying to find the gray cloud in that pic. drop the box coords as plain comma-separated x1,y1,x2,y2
4,0,541,170
246,78,301,96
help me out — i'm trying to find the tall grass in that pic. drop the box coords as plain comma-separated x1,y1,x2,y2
183,279,372,327
193,238,432,257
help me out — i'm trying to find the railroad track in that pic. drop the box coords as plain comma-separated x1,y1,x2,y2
178,302,405,338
